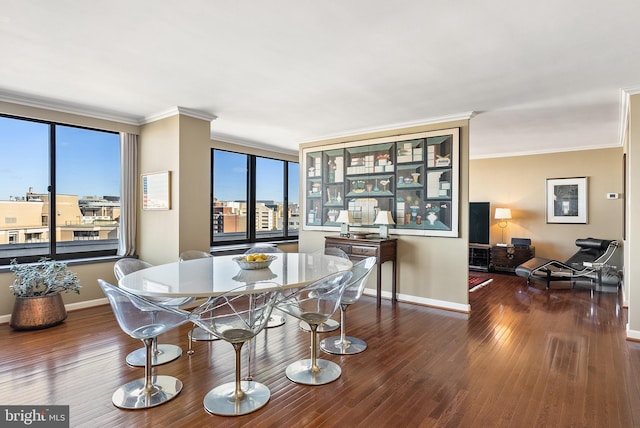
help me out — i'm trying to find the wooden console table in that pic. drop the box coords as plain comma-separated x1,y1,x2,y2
325,235,397,308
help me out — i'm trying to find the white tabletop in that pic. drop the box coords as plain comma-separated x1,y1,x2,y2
118,253,352,298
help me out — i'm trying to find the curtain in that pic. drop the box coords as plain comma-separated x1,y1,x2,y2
118,133,138,256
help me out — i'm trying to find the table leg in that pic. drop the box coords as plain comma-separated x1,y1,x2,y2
392,260,397,302
377,261,382,308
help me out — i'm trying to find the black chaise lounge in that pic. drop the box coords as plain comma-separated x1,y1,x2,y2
515,238,620,290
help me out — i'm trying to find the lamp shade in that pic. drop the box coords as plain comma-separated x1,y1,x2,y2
336,210,353,224
494,208,512,220
374,210,395,225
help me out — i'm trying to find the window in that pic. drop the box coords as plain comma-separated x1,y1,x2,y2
211,149,298,245
0,114,121,264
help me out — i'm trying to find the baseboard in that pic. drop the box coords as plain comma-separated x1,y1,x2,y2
0,297,109,326
626,325,640,342
363,288,470,314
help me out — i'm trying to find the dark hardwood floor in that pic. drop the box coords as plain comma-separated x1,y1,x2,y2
2,273,640,427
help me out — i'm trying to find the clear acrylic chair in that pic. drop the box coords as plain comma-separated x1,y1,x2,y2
320,257,376,355
191,283,281,416
299,248,350,333
178,250,218,355
179,250,212,260
114,258,193,366
98,280,191,409
275,270,352,385
244,246,286,328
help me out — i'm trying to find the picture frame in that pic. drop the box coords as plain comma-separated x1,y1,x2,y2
546,177,587,224
141,171,171,210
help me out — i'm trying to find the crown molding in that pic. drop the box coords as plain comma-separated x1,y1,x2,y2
471,142,623,160
0,91,142,125
619,86,640,147
300,111,476,145
142,106,217,124
211,132,299,157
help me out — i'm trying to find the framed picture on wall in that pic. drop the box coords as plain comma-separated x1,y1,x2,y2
546,177,588,224
142,171,171,210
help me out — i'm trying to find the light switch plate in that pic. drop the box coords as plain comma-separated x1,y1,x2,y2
606,193,619,199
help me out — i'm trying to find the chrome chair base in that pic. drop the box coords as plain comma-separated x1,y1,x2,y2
266,315,286,328
203,381,270,416
320,336,367,355
112,375,183,409
298,319,340,333
285,358,342,385
126,344,182,367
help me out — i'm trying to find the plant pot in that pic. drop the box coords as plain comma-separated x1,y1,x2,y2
10,293,67,331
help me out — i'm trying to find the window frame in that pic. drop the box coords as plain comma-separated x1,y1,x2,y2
0,113,120,265
211,148,298,246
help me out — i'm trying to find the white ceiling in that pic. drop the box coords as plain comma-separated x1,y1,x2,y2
1,1,639,158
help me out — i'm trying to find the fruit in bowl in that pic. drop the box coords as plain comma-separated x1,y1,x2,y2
233,254,276,270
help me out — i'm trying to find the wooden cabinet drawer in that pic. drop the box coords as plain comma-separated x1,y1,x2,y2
351,245,377,257
327,243,352,254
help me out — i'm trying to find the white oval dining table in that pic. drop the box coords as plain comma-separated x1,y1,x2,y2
118,253,352,298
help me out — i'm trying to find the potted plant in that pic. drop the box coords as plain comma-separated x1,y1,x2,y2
8,258,81,330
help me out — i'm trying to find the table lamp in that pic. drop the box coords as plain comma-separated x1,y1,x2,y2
336,210,353,237
494,207,512,246
374,210,395,239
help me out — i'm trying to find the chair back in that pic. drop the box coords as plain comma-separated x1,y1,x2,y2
114,258,153,281
275,270,352,325
342,257,376,305
179,250,212,261
314,247,349,259
114,258,192,307
98,279,191,340
191,283,280,343
245,246,283,254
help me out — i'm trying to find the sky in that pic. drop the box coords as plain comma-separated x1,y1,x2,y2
0,116,120,200
1,115,299,204
213,149,299,204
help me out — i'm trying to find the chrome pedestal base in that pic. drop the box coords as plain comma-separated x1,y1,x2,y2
266,315,286,328
112,375,183,409
285,358,342,385
126,344,182,367
299,319,340,333
203,381,270,416
320,336,367,355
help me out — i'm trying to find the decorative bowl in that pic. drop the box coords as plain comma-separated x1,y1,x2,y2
232,268,277,282
233,255,277,270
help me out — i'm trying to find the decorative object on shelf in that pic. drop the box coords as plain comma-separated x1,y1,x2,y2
494,207,512,245
336,210,353,237
403,177,413,184
328,158,337,183
9,258,81,330
411,172,420,183
336,192,342,203
426,204,440,225
374,210,395,239
380,179,389,192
